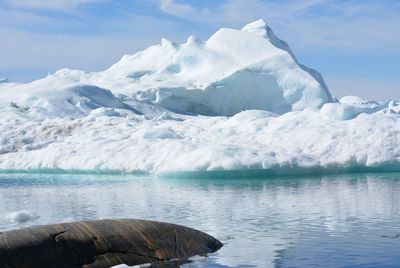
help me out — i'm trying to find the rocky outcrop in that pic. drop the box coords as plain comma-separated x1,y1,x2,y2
0,219,223,268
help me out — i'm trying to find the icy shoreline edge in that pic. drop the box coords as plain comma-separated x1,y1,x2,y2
2,164,400,179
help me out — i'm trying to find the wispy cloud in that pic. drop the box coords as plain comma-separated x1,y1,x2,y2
2,0,99,11
159,0,213,23
160,0,195,16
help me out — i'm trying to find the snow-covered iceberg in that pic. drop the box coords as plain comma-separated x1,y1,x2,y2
99,19,333,116
0,19,333,117
0,20,399,174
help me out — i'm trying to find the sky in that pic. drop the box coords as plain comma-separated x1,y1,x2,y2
0,0,399,100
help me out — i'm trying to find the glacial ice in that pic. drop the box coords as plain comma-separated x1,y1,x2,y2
0,20,399,174
4,210,39,223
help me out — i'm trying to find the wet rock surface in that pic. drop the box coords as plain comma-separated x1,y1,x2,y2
0,219,222,268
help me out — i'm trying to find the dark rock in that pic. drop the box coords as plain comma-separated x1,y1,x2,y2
0,219,223,268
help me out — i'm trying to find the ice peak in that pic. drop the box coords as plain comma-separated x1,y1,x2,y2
186,35,203,46
241,19,268,37
161,38,176,47
241,19,297,61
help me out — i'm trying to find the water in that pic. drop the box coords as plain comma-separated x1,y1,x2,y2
1,172,400,267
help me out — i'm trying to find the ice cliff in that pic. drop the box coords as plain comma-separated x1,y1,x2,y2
0,20,399,174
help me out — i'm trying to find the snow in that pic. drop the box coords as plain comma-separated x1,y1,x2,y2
0,77,137,118
0,20,399,175
0,78,8,83
0,107,399,173
142,127,181,140
320,103,359,120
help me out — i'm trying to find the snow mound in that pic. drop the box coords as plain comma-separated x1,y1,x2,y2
142,127,181,140
0,76,138,118
320,103,359,120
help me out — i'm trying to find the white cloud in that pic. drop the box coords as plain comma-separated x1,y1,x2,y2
160,0,194,15
159,0,211,22
3,0,99,11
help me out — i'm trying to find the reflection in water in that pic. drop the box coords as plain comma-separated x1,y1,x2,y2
0,173,400,267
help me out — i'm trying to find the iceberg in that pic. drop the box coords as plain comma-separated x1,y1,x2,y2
97,19,334,116
5,210,39,223
0,19,333,117
0,20,399,174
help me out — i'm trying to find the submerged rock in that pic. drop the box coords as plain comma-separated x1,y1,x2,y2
0,219,223,268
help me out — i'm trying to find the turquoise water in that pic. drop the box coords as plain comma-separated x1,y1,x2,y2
1,172,400,267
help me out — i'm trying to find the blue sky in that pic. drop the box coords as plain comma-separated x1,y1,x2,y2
0,0,399,100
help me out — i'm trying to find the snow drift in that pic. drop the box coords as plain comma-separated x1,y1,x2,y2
0,20,399,174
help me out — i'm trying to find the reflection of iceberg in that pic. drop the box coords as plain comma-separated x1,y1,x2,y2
0,20,399,173
1,173,399,267
273,174,400,267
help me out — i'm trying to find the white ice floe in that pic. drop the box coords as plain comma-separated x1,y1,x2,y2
0,20,399,174
5,210,40,223
111,264,151,268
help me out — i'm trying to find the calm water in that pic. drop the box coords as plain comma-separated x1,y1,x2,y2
0,172,400,267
